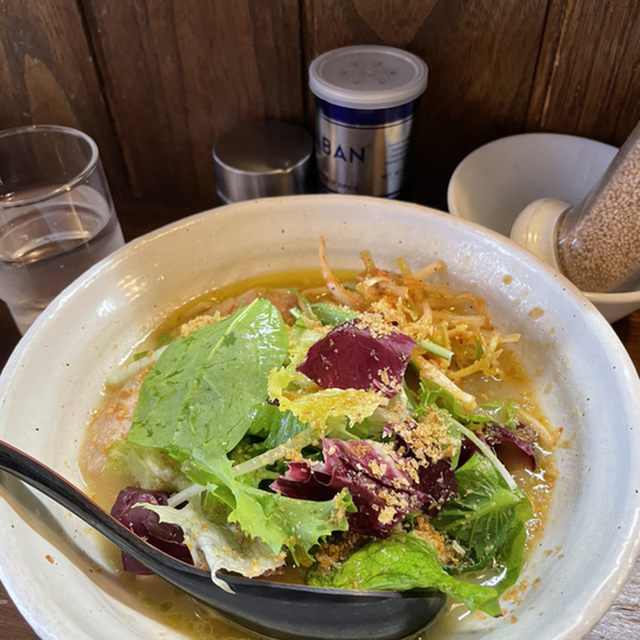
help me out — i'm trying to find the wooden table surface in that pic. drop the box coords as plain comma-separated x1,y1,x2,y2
0,212,639,639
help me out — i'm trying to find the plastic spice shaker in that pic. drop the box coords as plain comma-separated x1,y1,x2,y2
309,45,428,198
556,120,640,293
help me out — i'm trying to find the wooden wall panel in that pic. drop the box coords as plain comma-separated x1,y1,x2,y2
81,0,304,207
302,0,550,209
3,0,640,216
527,0,640,146
0,0,127,198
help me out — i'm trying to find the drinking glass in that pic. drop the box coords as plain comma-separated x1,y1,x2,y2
0,125,125,334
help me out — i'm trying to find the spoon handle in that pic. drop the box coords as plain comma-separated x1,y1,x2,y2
0,440,206,578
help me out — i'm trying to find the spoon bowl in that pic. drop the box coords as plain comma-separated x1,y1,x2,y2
0,439,445,640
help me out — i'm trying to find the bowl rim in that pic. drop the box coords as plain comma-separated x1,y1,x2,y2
584,288,640,302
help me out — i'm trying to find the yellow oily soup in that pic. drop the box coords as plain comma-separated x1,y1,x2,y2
80,266,559,640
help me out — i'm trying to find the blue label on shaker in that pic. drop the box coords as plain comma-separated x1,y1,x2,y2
314,98,416,197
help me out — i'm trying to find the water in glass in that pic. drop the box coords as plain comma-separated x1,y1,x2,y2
0,185,124,333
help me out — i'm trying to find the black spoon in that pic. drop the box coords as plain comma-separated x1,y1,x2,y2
0,440,445,640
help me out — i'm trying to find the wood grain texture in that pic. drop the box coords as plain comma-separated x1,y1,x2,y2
350,0,439,48
302,0,550,209
612,310,640,373
0,581,38,640
0,0,127,198
81,0,304,207
527,0,640,145
587,562,640,640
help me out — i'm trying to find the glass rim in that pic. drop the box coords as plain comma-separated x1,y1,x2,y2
0,124,100,209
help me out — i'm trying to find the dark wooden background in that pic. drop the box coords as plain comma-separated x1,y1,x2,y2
1,0,640,237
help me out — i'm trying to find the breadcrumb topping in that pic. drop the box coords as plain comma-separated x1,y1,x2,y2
388,409,456,466
179,314,220,337
313,532,368,572
412,515,463,566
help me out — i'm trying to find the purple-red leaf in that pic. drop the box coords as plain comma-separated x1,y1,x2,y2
273,439,427,537
385,418,458,513
483,423,537,470
296,321,415,397
271,462,336,502
110,486,193,574
416,458,458,516
459,423,537,471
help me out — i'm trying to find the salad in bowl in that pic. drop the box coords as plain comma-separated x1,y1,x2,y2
86,237,556,623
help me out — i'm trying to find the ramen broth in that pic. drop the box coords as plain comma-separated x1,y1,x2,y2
80,268,558,639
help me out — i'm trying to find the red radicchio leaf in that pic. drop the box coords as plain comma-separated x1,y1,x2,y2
416,458,457,516
270,461,336,502
296,321,416,397
272,439,426,538
384,418,458,514
110,486,193,574
459,423,537,470
483,423,537,470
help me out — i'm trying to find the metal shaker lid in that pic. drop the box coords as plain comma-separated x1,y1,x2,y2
213,121,313,203
309,45,428,110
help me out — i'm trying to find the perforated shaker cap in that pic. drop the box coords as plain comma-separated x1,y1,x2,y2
309,45,428,110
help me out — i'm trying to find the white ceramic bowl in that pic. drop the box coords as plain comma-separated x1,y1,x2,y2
447,132,640,322
447,133,617,236
1,195,640,640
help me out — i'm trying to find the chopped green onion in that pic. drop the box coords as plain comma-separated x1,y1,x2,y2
158,334,174,347
286,288,310,305
419,339,454,361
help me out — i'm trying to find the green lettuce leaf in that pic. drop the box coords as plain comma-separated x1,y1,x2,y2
182,453,355,563
417,379,519,429
307,532,501,617
431,453,533,594
246,402,310,453
107,439,189,491
309,302,359,326
127,299,288,459
139,501,286,591
231,485,355,563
